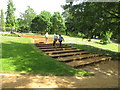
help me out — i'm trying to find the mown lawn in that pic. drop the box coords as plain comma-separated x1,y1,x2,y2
63,35,119,60
1,35,91,76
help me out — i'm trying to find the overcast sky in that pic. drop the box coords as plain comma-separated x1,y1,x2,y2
0,0,68,18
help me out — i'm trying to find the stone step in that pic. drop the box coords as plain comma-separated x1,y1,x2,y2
49,51,89,58
66,56,112,68
35,42,44,44
41,48,77,52
38,46,71,49
35,43,66,46
57,54,101,62
34,41,112,67
45,49,84,55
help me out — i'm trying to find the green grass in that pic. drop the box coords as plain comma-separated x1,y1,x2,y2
1,33,18,37
67,43,119,60
63,35,119,60
1,36,91,76
25,33,44,37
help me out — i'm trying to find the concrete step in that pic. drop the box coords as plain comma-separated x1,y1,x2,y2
34,42,112,67
66,56,112,68
35,43,66,46
41,48,77,52
38,46,71,49
57,54,101,62
45,49,84,55
49,51,89,58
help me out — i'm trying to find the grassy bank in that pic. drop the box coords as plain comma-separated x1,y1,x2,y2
63,35,119,60
1,35,91,76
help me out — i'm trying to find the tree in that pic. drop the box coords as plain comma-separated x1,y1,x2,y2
31,15,47,33
20,6,36,32
40,11,52,32
31,11,52,33
6,0,16,32
50,12,66,34
62,2,119,43
1,9,5,31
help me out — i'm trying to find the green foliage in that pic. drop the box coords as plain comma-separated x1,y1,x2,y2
1,33,18,37
6,0,16,30
39,11,52,32
50,12,66,34
62,2,119,43
31,11,66,34
31,11,52,33
19,6,36,32
16,18,29,32
100,31,113,44
31,15,47,33
116,33,120,43
31,11,50,33
1,10,6,31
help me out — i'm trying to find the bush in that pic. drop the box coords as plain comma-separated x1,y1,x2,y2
1,33,18,37
100,31,112,44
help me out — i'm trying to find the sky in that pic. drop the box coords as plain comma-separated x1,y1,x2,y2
0,0,68,18
1,0,118,18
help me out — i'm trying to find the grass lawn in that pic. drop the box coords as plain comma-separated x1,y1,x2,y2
1,35,91,76
25,33,44,37
62,35,119,60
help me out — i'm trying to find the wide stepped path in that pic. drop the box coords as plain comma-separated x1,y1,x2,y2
14,32,112,68
35,40,112,68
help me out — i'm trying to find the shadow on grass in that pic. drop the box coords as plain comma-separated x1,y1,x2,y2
95,41,104,45
2,41,88,76
66,43,119,60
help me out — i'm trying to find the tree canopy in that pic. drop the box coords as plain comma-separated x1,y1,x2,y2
1,9,5,31
31,11,52,33
6,0,16,30
62,2,119,43
18,6,36,32
31,11,66,34
50,12,66,34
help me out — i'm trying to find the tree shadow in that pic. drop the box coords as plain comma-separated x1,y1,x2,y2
95,41,104,45
2,41,81,76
